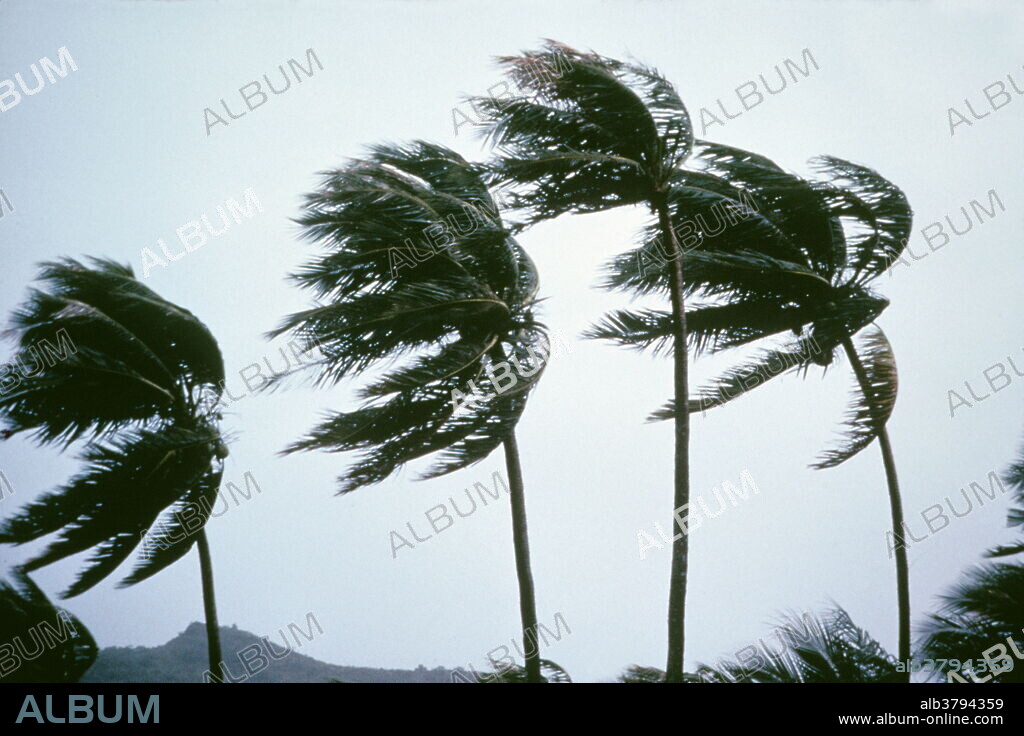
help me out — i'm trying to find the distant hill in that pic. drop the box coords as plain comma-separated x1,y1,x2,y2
82,622,458,683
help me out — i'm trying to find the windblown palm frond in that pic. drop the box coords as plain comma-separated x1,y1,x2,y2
582,308,675,356
809,155,913,285
617,664,669,683
989,437,1024,558
813,327,898,469
918,563,1024,683
269,141,548,493
697,608,900,683
0,258,228,596
471,658,572,683
472,40,693,227
0,570,97,682
1,257,222,445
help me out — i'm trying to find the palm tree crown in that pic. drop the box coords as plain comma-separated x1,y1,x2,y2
595,143,912,465
269,141,548,490
0,258,228,596
472,40,694,224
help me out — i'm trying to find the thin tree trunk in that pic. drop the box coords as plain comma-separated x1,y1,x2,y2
841,336,910,681
500,430,543,683
656,192,691,684
196,530,224,683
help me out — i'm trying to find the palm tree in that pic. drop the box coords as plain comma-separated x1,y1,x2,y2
0,569,97,683
590,143,913,677
697,608,900,683
473,41,699,682
0,258,230,681
268,141,550,682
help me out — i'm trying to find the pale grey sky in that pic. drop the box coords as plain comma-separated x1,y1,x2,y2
0,0,1022,682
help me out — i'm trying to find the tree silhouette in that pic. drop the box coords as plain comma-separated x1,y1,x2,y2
269,142,550,681
591,143,913,675
473,40,700,682
0,258,230,680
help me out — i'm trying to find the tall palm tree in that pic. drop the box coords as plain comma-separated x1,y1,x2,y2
473,41,699,682
0,258,230,681
0,569,97,683
590,143,913,676
268,141,550,682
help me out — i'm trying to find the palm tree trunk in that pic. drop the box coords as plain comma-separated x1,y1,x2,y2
500,430,543,683
196,530,224,682
841,336,910,680
655,192,692,683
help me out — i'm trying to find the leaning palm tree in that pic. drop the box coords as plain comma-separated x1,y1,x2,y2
268,141,550,682
590,143,913,676
697,608,900,683
472,40,699,682
0,569,97,682
0,258,230,681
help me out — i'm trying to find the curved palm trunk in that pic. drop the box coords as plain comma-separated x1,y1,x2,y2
841,337,910,680
196,530,224,682
500,430,543,683
656,193,692,684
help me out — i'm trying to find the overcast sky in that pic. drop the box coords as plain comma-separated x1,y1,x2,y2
1,0,1022,682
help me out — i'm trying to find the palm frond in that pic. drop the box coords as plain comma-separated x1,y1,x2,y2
651,332,828,420
1,258,224,446
120,467,223,587
2,425,219,597
698,608,899,683
918,562,1024,682
813,326,898,469
990,437,1024,557
473,41,692,225
472,658,572,683
810,156,913,284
